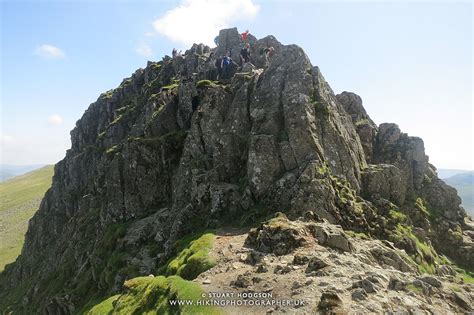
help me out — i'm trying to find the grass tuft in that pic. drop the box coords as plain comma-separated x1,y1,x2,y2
165,233,216,280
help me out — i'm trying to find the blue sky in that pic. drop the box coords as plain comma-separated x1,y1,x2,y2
1,0,472,170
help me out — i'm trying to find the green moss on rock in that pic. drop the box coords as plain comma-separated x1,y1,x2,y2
165,233,216,280
389,209,407,223
196,79,215,88
106,145,121,155
161,83,179,91
88,275,221,315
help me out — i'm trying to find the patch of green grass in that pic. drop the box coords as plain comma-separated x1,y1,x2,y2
355,118,370,126
161,83,179,90
345,230,370,240
101,90,114,100
87,232,220,314
88,276,221,315
390,223,445,275
151,105,166,120
196,79,215,88
165,233,216,280
316,163,330,176
454,267,474,284
389,209,407,223
330,175,364,214
116,106,129,114
97,131,106,139
105,145,121,155
0,166,54,271
87,295,120,315
406,283,423,294
150,63,162,71
414,198,430,216
110,114,123,126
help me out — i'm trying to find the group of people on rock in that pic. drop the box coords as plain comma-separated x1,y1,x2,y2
172,29,275,81
214,29,274,80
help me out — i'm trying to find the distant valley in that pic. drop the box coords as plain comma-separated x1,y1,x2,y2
438,169,474,217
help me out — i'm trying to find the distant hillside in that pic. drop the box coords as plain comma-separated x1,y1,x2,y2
0,164,45,182
443,171,474,217
0,165,54,271
437,168,471,179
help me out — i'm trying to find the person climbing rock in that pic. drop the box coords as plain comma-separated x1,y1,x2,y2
261,46,275,67
221,51,233,80
240,43,251,66
172,48,178,58
241,29,250,42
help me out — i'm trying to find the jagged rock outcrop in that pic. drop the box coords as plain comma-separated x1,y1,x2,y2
337,91,377,162
0,27,472,313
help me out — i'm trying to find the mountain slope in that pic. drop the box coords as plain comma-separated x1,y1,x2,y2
0,28,473,313
443,171,474,216
437,168,470,179
0,165,54,271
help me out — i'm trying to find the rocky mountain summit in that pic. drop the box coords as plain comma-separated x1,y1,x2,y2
0,28,473,314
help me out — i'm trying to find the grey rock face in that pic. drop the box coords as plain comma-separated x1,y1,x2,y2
373,123,429,195
0,27,472,313
337,91,377,161
361,164,406,205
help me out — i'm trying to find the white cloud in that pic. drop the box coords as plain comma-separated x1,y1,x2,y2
34,44,66,59
135,44,153,57
48,114,63,125
152,0,260,46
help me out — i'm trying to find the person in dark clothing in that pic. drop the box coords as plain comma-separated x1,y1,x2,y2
240,43,251,66
172,48,178,58
221,52,233,80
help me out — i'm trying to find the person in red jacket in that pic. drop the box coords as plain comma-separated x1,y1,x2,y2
241,29,250,42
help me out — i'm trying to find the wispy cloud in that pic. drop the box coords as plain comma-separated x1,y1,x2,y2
152,0,260,46
34,44,66,59
135,44,153,57
48,114,63,125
